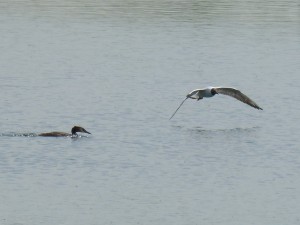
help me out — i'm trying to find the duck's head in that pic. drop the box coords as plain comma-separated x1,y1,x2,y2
71,126,91,135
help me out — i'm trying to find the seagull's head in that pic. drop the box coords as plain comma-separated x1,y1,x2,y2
211,88,218,96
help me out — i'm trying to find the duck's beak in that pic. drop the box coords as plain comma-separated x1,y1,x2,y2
83,128,91,134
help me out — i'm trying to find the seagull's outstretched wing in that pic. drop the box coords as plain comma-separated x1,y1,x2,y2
187,89,206,99
214,87,263,110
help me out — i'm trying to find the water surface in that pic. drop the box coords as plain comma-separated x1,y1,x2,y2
0,1,299,225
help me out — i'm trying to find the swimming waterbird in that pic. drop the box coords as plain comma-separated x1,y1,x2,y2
39,126,91,137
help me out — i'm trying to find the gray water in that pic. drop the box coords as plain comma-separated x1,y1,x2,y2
0,1,300,224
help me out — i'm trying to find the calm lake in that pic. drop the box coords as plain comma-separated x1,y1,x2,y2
0,0,299,224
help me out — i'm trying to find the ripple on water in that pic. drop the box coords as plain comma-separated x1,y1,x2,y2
0,132,38,137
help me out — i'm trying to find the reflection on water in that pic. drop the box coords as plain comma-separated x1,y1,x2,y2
187,126,260,134
172,124,261,134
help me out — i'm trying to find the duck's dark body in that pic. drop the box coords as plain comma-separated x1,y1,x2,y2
38,126,91,137
38,131,71,137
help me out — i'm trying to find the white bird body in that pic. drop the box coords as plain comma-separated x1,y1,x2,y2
169,86,262,120
187,86,216,99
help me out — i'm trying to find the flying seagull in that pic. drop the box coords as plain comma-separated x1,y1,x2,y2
169,86,263,120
